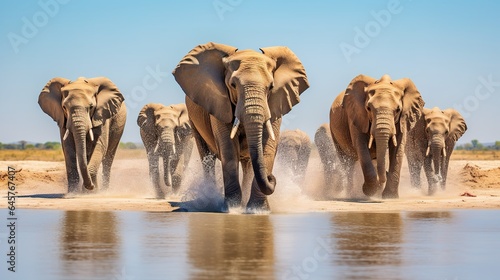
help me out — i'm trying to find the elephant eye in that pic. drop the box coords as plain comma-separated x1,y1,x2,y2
395,107,401,114
269,82,274,91
366,105,371,111
230,82,236,89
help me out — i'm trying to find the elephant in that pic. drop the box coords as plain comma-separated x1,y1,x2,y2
314,123,342,196
329,74,424,198
173,42,309,211
276,129,311,184
137,103,194,198
405,107,467,194
38,77,127,192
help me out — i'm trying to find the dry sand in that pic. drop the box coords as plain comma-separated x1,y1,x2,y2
0,151,499,213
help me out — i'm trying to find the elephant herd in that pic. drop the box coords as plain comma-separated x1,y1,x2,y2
38,42,467,212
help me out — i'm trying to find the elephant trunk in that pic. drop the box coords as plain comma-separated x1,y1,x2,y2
430,136,445,180
242,86,276,195
70,108,94,190
160,130,175,187
373,112,395,189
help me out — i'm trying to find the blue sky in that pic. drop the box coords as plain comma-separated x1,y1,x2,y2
1,0,499,144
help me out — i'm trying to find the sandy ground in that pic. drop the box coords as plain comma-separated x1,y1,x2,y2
0,151,499,213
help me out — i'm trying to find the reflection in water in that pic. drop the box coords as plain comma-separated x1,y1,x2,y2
331,212,403,279
59,211,119,279
188,214,275,280
405,211,453,221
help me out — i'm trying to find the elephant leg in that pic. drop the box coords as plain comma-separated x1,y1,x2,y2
170,155,182,193
61,129,79,193
212,120,241,208
407,157,423,189
88,128,107,191
382,138,405,199
441,149,453,190
423,156,437,195
354,136,379,197
147,152,163,198
240,159,254,207
192,125,216,185
102,118,124,190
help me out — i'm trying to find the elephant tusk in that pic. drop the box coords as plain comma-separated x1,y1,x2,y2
154,143,159,155
266,120,275,141
88,128,94,142
230,118,240,139
172,143,176,155
368,134,374,149
442,147,446,157
392,135,398,147
63,129,70,141
426,145,431,157
176,132,182,143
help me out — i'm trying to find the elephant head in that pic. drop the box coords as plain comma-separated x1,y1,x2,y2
38,77,124,190
173,42,309,196
422,107,467,182
342,74,424,195
137,103,191,187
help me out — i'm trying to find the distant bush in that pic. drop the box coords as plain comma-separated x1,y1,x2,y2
119,142,143,149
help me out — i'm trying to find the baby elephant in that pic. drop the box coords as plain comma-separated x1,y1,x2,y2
406,107,467,194
138,103,194,198
276,129,312,184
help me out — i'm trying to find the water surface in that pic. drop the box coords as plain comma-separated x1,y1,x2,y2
1,209,499,279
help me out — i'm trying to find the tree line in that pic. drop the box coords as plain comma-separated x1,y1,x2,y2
0,141,143,150
455,140,500,151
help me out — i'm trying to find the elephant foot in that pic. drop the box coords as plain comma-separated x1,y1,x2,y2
428,184,437,196
225,192,242,209
245,198,270,214
362,181,380,197
382,188,399,199
83,183,95,191
154,186,166,199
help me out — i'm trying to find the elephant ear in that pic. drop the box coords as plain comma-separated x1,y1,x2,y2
137,103,163,133
88,77,125,127
393,78,425,132
342,74,376,133
444,109,467,142
260,46,309,121
172,42,238,123
173,103,192,136
38,77,71,128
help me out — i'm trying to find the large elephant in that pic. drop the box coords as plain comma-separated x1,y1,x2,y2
314,123,342,196
405,107,467,194
137,103,194,198
173,42,309,211
276,129,311,184
329,74,424,198
38,77,127,192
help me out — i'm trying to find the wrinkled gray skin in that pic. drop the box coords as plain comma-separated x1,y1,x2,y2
314,123,342,197
330,74,424,199
276,129,311,184
406,107,467,194
138,103,194,198
173,42,309,211
38,77,127,192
